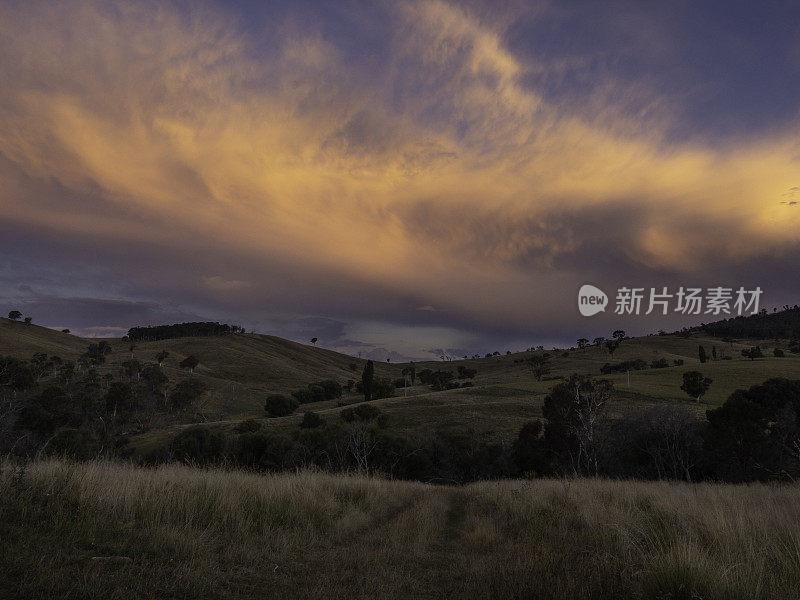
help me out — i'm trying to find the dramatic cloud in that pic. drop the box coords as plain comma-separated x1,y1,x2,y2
1,0,798,354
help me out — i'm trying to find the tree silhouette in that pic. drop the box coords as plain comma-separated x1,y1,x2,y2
699,345,707,364
361,360,374,401
179,355,199,374
310,337,318,346
156,350,169,367
525,354,551,381
23,317,32,325
681,371,712,402
577,338,589,350
8,310,22,321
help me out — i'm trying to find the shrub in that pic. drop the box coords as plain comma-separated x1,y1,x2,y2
428,371,455,391
46,427,103,460
311,380,342,400
307,384,326,403
265,394,299,417
417,369,434,384
234,430,295,470
291,388,315,404
600,359,647,374
371,377,395,399
341,404,382,423
235,418,262,433
292,380,343,403
741,346,764,360
650,358,669,369
169,378,207,410
300,411,325,429
457,366,477,379
171,426,226,464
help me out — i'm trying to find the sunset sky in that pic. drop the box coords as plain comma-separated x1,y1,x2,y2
1,0,799,358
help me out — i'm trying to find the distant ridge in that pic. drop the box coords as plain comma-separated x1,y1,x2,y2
692,306,800,340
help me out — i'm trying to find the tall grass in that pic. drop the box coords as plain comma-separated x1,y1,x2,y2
2,460,800,599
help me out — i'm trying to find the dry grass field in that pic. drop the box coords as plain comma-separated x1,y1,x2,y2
3,459,800,599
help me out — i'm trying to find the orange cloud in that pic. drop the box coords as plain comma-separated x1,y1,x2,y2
0,0,798,330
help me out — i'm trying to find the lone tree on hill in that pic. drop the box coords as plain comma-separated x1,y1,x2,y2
525,354,551,381
8,310,22,321
156,350,169,367
310,337,318,345
179,355,200,375
23,317,32,325
577,338,589,350
681,371,712,403
361,360,375,401
612,330,626,343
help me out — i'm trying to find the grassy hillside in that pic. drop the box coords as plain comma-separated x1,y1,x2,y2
3,459,800,599
0,317,402,417
5,316,800,456
0,318,86,358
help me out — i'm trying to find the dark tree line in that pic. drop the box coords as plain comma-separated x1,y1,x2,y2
0,345,207,459
693,306,800,340
127,322,245,341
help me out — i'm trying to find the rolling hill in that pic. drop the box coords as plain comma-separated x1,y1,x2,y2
3,316,800,457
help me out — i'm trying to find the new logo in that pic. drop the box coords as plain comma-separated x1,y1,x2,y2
578,284,608,317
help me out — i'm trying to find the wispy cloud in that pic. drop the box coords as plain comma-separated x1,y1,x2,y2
0,0,798,346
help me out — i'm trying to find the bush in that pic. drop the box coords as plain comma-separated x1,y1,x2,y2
265,394,299,417
741,346,764,360
300,411,326,429
292,380,343,403
306,384,326,403
234,430,295,470
457,366,477,379
417,369,434,384
311,380,342,400
291,388,315,404
429,371,455,391
46,427,104,459
169,378,207,410
341,404,382,423
600,359,647,374
650,358,669,369
17,386,80,432
371,377,395,399
235,418,262,433
171,426,227,464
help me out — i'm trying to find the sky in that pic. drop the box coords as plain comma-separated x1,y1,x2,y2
1,0,799,359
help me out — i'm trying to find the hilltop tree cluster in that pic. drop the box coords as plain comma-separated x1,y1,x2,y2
126,322,244,341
